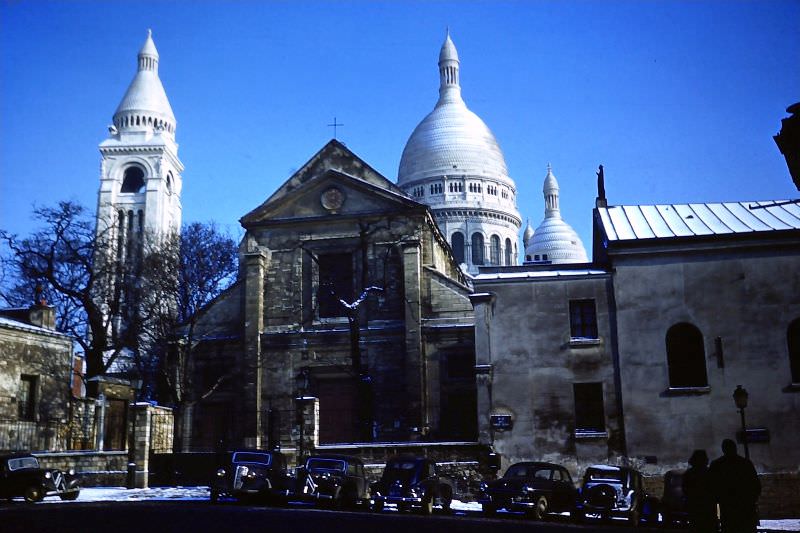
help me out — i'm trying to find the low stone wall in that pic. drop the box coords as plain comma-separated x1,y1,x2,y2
34,451,128,487
757,471,800,519
642,471,800,520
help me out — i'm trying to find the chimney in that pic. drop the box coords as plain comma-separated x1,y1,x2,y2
28,285,56,330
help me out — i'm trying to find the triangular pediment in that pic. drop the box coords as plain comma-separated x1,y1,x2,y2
241,140,420,225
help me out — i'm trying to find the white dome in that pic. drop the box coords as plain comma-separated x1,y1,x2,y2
526,166,588,264
397,33,511,188
398,101,510,185
113,30,176,133
397,32,521,274
527,217,588,263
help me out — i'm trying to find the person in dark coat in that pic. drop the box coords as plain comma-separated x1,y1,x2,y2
709,439,760,533
682,449,718,533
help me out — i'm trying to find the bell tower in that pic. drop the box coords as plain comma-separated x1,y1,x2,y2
96,30,183,262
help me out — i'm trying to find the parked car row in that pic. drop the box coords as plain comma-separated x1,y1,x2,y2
211,451,452,516
209,449,692,526
0,447,692,529
1,448,687,527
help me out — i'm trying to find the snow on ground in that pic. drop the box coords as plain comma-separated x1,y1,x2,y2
34,487,800,531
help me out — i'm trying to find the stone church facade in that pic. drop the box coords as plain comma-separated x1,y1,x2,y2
190,141,476,450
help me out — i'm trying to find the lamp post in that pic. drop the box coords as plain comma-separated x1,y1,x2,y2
295,368,310,463
127,379,143,489
733,385,750,460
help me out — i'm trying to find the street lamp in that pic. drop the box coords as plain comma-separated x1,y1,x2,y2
733,385,750,459
295,368,310,463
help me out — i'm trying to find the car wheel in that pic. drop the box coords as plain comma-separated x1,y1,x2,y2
24,486,43,503
628,507,641,527
420,496,433,515
372,500,384,513
482,502,497,516
210,489,219,503
530,494,549,520
59,491,79,501
440,488,452,513
570,508,585,523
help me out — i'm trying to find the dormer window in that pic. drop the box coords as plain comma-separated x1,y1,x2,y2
121,166,146,193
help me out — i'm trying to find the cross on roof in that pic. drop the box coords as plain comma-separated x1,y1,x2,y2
327,117,344,139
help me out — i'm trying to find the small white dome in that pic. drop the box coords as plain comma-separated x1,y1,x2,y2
526,166,588,264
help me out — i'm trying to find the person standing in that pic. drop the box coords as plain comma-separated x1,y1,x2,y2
709,439,761,533
682,449,718,533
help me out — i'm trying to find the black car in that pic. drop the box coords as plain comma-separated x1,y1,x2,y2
210,450,292,504
0,453,80,502
371,456,453,515
296,454,370,509
477,461,578,520
574,465,650,525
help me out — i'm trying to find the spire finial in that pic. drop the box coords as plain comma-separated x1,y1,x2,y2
437,30,461,105
138,29,159,72
547,162,552,174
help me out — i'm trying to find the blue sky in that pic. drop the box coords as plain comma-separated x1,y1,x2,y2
1,0,798,252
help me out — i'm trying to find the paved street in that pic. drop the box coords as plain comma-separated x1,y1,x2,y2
0,500,671,533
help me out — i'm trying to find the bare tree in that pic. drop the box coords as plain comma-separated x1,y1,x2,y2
140,222,238,451
0,202,143,391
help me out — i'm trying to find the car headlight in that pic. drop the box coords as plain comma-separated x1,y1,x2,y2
216,468,226,477
68,469,76,476
44,472,52,479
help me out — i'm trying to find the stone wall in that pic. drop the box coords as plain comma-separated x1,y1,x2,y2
35,451,128,486
641,471,800,519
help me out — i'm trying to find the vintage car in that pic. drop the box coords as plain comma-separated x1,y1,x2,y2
295,454,369,509
371,456,453,515
477,461,578,520
210,450,292,504
0,453,80,502
574,465,650,524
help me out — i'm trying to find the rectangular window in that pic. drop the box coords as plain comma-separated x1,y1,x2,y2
18,375,37,421
569,299,598,339
573,382,605,432
317,253,354,318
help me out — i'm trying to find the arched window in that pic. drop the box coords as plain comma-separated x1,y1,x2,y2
166,172,173,195
504,238,512,265
490,235,501,265
121,166,145,193
788,319,800,384
451,232,465,264
471,233,485,265
666,323,708,388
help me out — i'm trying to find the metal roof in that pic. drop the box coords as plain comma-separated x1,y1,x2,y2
597,201,800,242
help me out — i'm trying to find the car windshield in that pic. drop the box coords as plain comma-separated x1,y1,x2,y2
504,465,550,480
386,461,418,472
232,452,271,466
307,458,345,472
585,468,624,482
8,456,40,471
383,460,420,481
